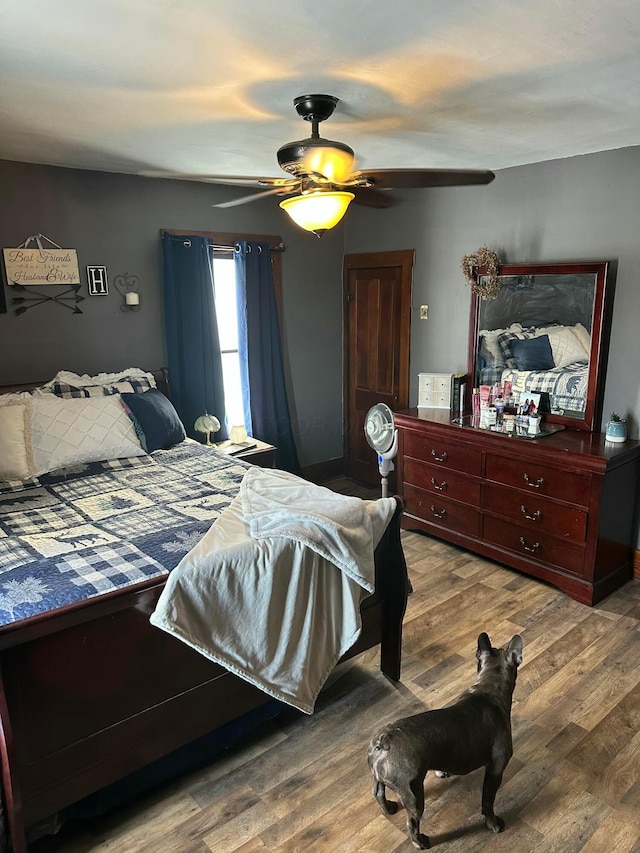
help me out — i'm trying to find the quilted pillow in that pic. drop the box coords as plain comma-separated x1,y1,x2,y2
120,389,186,452
511,335,555,371
30,395,146,476
0,403,34,480
546,326,589,367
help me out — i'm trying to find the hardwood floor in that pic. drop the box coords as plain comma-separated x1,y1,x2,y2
33,479,640,852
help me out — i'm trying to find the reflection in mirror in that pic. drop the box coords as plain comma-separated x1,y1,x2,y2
468,262,612,432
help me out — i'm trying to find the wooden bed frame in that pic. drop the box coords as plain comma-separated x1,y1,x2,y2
0,371,409,852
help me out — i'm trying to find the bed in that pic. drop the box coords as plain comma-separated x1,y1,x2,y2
0,369,408,852
477,321,591,414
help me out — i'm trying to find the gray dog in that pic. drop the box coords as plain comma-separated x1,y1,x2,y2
367,632,523,849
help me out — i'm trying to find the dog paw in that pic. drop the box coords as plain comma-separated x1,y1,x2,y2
411,833,431,849
485,815,505,834
383,799,399,815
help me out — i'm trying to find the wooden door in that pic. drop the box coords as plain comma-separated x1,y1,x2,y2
343,250,414,486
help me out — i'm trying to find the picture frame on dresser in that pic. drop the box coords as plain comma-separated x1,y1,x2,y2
468,261,614,432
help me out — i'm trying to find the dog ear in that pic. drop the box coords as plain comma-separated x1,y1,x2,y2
507,635,523,666
476,632,492,660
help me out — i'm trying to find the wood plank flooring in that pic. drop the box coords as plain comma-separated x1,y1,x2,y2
33,479,640,852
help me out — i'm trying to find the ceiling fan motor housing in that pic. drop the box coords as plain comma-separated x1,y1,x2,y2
277,137,355,182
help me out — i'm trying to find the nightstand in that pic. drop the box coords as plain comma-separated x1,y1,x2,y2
216,438,277,468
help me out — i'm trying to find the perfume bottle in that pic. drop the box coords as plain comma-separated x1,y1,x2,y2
472,387,480,426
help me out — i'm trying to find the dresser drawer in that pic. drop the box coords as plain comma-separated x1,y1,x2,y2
404,484,481,538
484,484,587,542
403,432,482,476
484,516,585,576
485,453,591,506
403,458,481,506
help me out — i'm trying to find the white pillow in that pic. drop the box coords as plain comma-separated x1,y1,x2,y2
546,327,589,368
572,323,591,355
0,404,34,480
42,368,157,389
30,395,146,476
0,391,33,406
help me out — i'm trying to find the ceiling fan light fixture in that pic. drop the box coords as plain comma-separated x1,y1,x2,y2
279,190,355,237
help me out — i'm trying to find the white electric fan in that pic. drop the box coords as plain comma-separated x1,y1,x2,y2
364,403,398,498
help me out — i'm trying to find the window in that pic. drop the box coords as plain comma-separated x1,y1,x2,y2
211,251,245,427
164,230,283,431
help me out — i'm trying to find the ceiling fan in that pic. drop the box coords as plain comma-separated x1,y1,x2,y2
156,95,495,235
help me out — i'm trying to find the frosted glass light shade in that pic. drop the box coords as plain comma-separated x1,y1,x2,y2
194,413,221,445
280,191,355,236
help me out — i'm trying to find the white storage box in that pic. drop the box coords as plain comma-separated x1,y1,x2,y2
418,373,453,409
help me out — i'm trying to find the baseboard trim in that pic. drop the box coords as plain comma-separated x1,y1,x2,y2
301,457,344,484
634,549,640,581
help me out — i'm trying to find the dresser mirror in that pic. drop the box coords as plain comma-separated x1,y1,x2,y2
467,261,612,432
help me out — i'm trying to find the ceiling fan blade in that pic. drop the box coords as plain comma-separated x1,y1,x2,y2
350,186,397,208
351,168,495,189
141,171,294,188
213,186,295,209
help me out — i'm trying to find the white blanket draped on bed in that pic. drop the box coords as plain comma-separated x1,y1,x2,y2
150,467,397,713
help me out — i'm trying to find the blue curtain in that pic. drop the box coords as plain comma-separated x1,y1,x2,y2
235,241,301,474
161,233,228,440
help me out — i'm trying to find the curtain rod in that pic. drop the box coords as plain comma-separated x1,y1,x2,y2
163,230,285,252
214,242,285,253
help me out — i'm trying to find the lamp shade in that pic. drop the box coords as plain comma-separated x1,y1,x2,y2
194,413,220,445
229,424,248,444
279,191,355,236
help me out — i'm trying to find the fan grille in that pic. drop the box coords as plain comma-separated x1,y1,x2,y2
365,404,395,453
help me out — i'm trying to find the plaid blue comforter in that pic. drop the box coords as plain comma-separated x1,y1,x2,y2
0,440,250,627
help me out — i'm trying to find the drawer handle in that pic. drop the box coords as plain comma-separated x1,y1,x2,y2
431,449,448,463
430,477,447,491
523,473,545,489
520,505,542,522
519,536,540,553
430,504,447,519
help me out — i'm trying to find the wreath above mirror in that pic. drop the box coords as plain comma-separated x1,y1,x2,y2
461,246,502,300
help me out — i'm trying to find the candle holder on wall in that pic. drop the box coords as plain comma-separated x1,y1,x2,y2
114,273,141,311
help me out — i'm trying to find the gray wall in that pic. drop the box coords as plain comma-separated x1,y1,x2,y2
2,146,640,477
345,145,640,441
0,160,345,467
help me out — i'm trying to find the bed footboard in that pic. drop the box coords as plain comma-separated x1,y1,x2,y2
0,496,407,853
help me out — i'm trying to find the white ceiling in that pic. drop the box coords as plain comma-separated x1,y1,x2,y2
2,0,640,183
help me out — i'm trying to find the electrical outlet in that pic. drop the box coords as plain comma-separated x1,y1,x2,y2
419,305,429,320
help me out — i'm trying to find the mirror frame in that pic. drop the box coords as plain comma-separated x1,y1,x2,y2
467,261,613,432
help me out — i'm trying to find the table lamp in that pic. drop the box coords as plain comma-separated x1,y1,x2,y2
194,413,221,446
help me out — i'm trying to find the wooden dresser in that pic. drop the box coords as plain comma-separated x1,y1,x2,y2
395,408,640,605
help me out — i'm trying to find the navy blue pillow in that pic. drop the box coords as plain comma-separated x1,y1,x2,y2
511,335,555,371
120,389,186,452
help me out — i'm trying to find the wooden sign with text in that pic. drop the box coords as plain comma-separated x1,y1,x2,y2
3,247,81,285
